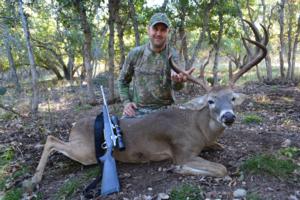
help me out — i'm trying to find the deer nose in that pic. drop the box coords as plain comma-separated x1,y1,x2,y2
221,112,236,126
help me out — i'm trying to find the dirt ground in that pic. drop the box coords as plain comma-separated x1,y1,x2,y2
1,81,300,200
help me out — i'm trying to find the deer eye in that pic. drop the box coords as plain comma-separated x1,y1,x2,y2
208,100,215,105
232,97,236,102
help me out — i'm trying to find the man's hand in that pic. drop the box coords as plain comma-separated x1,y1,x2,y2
171,67,195,83
123,102,137,117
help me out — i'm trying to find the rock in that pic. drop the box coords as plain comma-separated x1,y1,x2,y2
157,193,169,200
233,188,247,198
281,139,291,147
120,172,131,178
143,195,152,200
288,195,299,200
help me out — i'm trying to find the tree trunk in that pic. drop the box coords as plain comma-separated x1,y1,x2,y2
199,48,213,80
3,24,21,93
161,0,168,12
261,0,272,81
18,0,39,114
286,2,293,80
212,13,223,86
291,15,300,81
115,6,126,70
108,0,119,100
228,61,233,81
178,23,189,69
67,48,75,82
128,0,140,47
187,1,214,69
279,0,285,79
74,0,96,104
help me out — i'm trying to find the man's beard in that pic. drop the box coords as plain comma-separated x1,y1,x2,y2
150,37,167,50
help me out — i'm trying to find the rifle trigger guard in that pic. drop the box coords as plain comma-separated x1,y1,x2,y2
101,142,107,149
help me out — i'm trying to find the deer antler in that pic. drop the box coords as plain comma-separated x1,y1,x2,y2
169,56,211,92
230,20,269,85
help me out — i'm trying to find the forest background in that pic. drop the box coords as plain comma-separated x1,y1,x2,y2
0,0,299,113
0,0,300,199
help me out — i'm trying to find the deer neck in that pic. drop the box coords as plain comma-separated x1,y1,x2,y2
197,106,225,143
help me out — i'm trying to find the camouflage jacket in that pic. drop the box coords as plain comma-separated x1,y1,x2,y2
118,42,184,109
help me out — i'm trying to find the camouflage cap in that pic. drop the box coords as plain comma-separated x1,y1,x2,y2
149,13,170,28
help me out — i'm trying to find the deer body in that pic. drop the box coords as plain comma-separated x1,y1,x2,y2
31,88,243,185
30,20,268,188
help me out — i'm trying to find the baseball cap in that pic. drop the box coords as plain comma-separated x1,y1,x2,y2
149,13,170,28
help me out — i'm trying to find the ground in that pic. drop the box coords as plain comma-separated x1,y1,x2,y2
0,81,300,200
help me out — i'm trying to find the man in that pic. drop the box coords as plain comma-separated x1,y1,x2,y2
118,13,194,117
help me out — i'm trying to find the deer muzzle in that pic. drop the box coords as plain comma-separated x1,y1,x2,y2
221,112,236,126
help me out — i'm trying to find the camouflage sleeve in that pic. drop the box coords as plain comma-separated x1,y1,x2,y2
170,48,185,91
118,49,136,105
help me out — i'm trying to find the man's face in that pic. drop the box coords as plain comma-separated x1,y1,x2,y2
148,23,169,50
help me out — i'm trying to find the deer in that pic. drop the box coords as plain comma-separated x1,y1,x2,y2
28,20,268,189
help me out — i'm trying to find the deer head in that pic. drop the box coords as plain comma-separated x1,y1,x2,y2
170,20,268,128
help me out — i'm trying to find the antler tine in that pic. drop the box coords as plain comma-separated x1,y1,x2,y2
243,19,262,41
230,22,269,85
261,24,269,46
169,57,211,92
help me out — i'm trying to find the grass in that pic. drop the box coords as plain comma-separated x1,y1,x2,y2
170,184,204,200
241,154,299,178
0,146,30,200
242,114,263,124
0,147,15,191
56,178,82,199
0,112,16,121
278,147,300,159
56,166,100,199
246,192,262,200
2,188,22,200
74,104,93,112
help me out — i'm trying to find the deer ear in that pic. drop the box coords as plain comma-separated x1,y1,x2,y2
234,93,247,106
180,95,208,110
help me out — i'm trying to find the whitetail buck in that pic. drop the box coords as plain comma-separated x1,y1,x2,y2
29,20,268,187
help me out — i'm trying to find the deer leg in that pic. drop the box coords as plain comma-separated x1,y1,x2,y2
173,156,227,177
203,141,224,151
31,135,95,184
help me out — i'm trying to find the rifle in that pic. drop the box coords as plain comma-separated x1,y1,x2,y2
100,86,125,196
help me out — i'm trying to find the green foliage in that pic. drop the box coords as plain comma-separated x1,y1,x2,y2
0,113,16,121
0,146,28,195
279,147,300,159
170,184,204,200
56,177,82,199
2,188,22,200
242,114,263,124
241,154,299,178
84,166,100,179
74,104,93,112
0,147,14,164
0,87,7,96
246,192,262,200
56,166,100,199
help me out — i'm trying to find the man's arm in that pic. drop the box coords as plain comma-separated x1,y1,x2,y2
118,50,135,106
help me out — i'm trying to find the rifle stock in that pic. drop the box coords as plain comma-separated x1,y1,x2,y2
100,150,120,196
